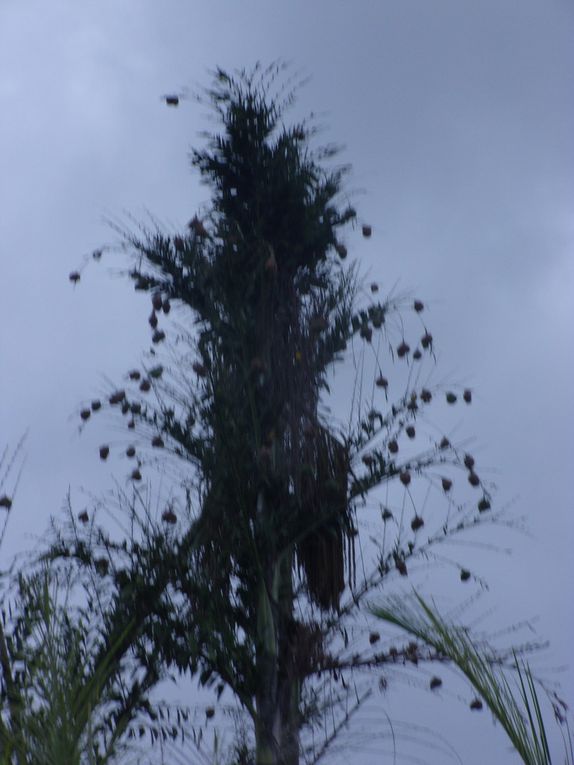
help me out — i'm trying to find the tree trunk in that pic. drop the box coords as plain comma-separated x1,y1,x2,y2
255,617,300,765
276,550,299,765
255,504,300,765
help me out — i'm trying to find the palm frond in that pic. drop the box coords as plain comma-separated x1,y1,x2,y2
371,591,563,765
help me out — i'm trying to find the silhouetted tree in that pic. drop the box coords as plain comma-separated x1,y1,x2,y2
51,64,525,765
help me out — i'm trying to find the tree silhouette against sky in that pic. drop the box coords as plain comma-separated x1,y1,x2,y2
29,63,567,765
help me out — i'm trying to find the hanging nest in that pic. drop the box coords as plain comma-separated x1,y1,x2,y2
288,619,325,677
296,424,354,610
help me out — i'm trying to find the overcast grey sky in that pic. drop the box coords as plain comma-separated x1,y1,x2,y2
1,2,573,763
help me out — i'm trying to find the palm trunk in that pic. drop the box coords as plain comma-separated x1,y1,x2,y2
255,606,300,765
276,671,300,765
255,494,300,765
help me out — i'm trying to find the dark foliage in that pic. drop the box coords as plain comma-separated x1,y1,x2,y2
49,64,499,764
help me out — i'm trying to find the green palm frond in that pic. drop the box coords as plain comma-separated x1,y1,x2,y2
371,592,565,765
0,569,135,765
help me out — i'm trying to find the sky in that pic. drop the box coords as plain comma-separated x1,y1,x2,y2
1,1,573,763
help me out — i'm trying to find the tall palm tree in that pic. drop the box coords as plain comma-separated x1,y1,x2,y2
49,64,551,765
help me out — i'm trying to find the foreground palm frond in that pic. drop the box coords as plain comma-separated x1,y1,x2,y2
0,568,138,765
371,592,568,765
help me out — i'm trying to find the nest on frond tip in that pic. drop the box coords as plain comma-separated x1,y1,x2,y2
295,424,356,611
